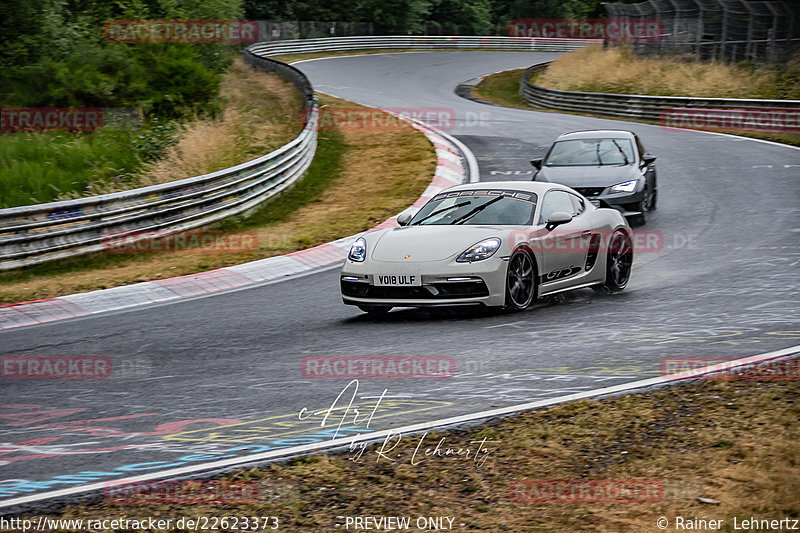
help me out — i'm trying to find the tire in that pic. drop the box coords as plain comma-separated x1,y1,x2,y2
357,305,392,315
630,188,653,226
597,230,633,293
650,187,658,210
504,249,537,311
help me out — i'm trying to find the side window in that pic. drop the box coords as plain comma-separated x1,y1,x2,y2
539,191,575,223
569,193,585,216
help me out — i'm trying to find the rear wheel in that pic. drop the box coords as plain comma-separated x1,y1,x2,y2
505,250,536,311
596,230,633,292
357,305,392,315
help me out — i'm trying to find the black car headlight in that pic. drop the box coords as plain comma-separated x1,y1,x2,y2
457,238,501,263
348,237,367,262
610,179,638,193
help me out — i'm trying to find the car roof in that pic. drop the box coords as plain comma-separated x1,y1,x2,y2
555,130,636,140
441,181,571,195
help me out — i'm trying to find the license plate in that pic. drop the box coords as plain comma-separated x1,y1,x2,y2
374,274,422,286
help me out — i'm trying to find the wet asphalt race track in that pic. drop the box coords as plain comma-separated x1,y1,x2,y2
1,52,799,508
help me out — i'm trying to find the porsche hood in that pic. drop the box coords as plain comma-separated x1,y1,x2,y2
369,225,512,262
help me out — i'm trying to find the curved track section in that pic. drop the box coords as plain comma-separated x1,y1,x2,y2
1,52,798,509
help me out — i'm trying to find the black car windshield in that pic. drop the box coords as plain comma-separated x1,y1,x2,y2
545,138,635,166
410,189,537,226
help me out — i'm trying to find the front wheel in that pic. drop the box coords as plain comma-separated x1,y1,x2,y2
357,305,392,315
505,250,537,311
596,230,633,293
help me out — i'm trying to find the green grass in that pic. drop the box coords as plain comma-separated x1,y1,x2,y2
0,128,346,297
0,129,143,208
218,128,346,230
474,67,800,148
470,67,530,109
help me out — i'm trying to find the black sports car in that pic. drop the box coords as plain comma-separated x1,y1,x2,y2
531,130,657,226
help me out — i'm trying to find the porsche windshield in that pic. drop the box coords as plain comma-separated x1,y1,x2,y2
410,190,537,226
545,138,635,166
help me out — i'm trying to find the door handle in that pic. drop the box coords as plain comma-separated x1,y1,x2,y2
581,231,592,238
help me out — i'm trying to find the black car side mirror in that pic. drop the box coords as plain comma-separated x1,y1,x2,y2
396,213,413,226
530,158,542,170
642,155,656,166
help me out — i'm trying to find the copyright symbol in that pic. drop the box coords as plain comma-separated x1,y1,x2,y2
657,516,668,529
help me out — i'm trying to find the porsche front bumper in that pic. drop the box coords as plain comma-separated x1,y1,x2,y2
340,257,509,308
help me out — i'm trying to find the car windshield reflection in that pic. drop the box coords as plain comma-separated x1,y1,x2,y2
545,138,635,167
410,190,538,226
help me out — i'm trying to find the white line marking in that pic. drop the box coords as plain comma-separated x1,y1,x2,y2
3,344,797,510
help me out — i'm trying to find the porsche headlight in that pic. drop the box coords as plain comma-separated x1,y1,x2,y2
610,179,638,193
348,237,367,262
457,238,501,263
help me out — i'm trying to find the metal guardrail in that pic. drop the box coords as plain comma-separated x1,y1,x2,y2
0,52,318,271
519,62,800,123
0,36,596,271
248,35,601,56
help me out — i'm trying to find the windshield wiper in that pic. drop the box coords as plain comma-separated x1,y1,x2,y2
452,196,505,225
411,201,470,225
596,143,604,166
611,139,630,165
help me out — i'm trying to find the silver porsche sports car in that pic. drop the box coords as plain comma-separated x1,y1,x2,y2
340,181,634,314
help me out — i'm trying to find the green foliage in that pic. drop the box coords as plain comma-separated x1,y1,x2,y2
429,0,493,34
131,118,178,161
0,129,142,208
357,0,433,34
0,0,242,118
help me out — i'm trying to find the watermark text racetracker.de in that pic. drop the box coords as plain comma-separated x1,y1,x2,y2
104,479,258,504
661,108,800,134
1,355,111,380
660,356,800,381
103,230,259,255
1,107,139,132
510,479,664,503
508,228,665,254
302,356,455,379
307,107,491,131
104,19,259,43
510,18,663,41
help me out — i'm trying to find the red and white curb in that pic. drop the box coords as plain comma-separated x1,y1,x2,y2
0,119,478,331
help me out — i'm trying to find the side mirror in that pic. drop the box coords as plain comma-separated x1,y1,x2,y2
642,155,656,166
545,211,573,231
396,212,413,226
530,158,542,170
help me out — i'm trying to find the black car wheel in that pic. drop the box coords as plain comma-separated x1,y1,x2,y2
596,230,633,292
630,188,653,226
505,250,536,310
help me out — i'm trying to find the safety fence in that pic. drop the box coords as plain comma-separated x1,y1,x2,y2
602,0,799,62
0,36,596,271
520,62,800,124
0,53,317,271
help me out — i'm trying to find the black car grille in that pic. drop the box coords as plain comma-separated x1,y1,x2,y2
574,187,606,197
341,280,489,299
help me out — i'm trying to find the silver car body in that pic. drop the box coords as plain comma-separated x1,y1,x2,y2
340,181,632,309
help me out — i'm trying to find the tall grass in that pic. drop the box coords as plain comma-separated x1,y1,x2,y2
537,45,800,99
0,59,302,209
0,129,142,208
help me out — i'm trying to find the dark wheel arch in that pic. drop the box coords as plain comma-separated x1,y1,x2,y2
504,246,538,311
